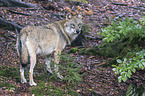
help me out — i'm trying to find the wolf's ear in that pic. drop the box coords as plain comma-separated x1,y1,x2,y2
66,14,72,20
78,12,82,19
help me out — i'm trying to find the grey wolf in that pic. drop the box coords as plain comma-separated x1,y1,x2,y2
16,13,83,86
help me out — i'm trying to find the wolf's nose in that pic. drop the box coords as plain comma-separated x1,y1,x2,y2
76,30,80,34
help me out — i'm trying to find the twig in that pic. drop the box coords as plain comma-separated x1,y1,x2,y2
82,69,98,75
112,2,127,6
94,62,106,67
1,42,13,54
112,2,145,11
8,10,31,16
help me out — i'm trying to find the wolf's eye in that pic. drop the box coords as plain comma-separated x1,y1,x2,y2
71,24,75,28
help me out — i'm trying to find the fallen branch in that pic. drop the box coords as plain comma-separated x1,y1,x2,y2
0,0,37,7
112,2,145,11
129,6,145,11
94,62,106,67
0,17,23,31
112,2,127,6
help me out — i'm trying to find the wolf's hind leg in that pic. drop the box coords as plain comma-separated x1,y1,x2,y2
20,65,27,83
29,54,37,86
26,41,37,86
45,57,53,73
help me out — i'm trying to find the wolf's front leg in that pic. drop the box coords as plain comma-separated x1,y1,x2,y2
54,50,63,79
45,56,53,73
29,56,37,86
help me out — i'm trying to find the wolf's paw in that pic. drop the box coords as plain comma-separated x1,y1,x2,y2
21,78,27,84
29,81,37,86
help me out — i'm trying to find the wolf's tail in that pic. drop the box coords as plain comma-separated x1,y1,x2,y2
16,29,29,67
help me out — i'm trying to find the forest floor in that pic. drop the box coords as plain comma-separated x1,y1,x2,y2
0,0,145,95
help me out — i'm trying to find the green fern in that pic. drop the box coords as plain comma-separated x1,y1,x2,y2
50,53,83,83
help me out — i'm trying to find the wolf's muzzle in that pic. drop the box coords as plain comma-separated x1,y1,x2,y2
76,30,80,34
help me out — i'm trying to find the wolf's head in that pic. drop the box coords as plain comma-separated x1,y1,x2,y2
64,13,83,40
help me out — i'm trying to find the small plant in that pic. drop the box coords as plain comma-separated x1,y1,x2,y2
100,17,145,82
82,23,91,34
50,53,83,83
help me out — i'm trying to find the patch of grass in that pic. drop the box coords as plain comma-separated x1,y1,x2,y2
0,66,20,80
0,66,18,92
0,76,17,95
0,79,17,88
31,81,80,96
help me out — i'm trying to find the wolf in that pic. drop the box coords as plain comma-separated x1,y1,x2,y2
16,13,82,86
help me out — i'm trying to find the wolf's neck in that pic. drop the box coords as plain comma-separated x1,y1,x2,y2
55,21,72,45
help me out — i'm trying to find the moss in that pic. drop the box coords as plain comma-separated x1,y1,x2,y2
31,81,80,96
69,47,79,53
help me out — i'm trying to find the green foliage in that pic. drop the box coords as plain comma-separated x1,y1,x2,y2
60,53,83,83
82,24,91,34
50,53,83,83
126,84,145,96
100,17,145,82
112,49,145,82
101,17,145,44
